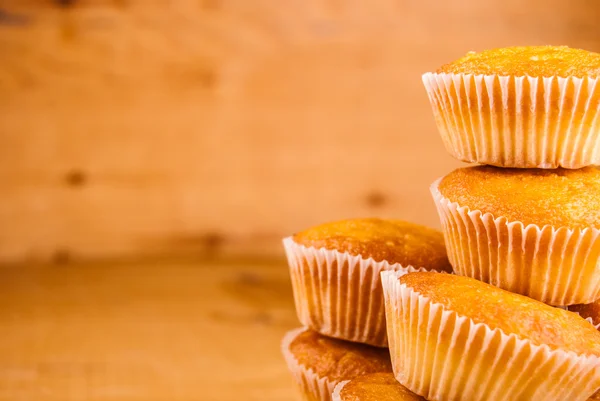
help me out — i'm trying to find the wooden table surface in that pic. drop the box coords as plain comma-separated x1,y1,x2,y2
0,259,300,401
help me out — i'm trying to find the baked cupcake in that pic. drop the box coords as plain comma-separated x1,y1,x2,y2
571,299,600,330
422,45,600,169
381,271,600,401
283,218,452,346
431,165,600,305
281,327,393,401
332,372,425,401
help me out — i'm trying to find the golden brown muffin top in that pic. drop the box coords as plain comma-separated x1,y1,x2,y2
571,299,600,327
436,46,600,77
293,218,452,271
289,330,392,381
400,272,600,357
438,166,600,229
338,373,426,401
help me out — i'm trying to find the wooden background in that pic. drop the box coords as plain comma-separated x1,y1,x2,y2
0,258,299,401
1,0,600,264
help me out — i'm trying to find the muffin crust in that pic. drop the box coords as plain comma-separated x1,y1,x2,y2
437,46,600,77
338,373,425,401
400,272,600,357
293,218,452,271
438,166,600,228
571,299,600,327
289,330,392,381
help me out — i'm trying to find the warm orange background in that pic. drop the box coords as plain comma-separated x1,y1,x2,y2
2,1,600,264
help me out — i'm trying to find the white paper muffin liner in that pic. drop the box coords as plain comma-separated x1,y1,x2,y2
422,72,600,169
283,237,433,347
557,306,600,330
381,270,600,401
281,327,336,401
430,178,600,306
589,317,600,331
569,311,600,331
331,380,349,401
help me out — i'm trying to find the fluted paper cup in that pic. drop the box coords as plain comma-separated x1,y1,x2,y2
422,72,600,168
381,270,600,401
568,304,600,330
430,179,600,306
573,313,600,331
331,381,349,401
283,237,434,347
281,327,336,401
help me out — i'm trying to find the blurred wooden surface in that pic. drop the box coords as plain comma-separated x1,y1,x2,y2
0,258,298,400
1,1,600,263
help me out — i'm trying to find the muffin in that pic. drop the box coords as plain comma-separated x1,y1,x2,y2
281,327,393,401
283,218,452,346
381,271,600,401
422,45,600,168
571,299,600,330
431,165,600,305
332,372,425,401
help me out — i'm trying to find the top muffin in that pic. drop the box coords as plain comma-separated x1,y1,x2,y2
293,218,451,271
437,45,600,77
423,45,600,169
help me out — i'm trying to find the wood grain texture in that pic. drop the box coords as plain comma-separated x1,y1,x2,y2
1,1,600,262
0,259,299,400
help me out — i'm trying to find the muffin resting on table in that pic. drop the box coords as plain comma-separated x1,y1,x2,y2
431,165,600,305
281,327,392,401
571,298,600,330
283,218,452,347
332,372,425,401
381,271,600,401
422,45,600,168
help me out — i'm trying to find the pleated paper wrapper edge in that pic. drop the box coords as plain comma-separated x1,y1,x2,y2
331,380,349,401
381,270,600,401
430,178,600,306
281,327,337,401
283,237,435,347
422,72,600,169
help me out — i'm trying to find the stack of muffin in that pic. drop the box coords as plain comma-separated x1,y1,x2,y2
281,219,451,400
281,46,600,401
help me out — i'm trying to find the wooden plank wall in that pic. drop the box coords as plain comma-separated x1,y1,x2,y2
1,0,599,264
